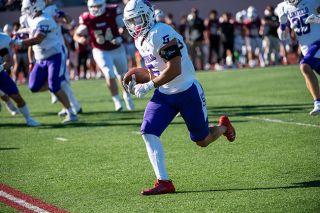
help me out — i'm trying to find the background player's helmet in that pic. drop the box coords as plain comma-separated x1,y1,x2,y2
285,0,301,6
123,0,155,39
21,0,45,18
155,9,165,22
236,10,247,23
247,6,257,20
87,0,106,17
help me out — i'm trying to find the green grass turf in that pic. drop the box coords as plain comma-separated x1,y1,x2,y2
0,65,319,212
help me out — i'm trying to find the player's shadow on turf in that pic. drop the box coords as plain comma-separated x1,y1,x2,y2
207,103,311,117
176,180,320,194
0,148,20,151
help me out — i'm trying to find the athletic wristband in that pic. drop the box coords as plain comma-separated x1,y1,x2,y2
280,24,287,31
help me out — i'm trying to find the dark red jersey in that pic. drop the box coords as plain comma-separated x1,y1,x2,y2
79,5,121,51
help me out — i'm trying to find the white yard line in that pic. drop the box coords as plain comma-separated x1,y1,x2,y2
54,137,68,142
247,116,320,128
0,190,50,213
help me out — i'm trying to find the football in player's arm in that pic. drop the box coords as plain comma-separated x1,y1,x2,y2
123,0,236,196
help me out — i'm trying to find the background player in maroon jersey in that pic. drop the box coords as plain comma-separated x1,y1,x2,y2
74,0,134,111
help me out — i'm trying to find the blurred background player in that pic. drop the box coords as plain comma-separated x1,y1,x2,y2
44,0,82,116
12,0,78,124
244,6,263,67
73,0,134,112
123,0,236,195
0,31,40,126
261,5,280,66
276,0,320,115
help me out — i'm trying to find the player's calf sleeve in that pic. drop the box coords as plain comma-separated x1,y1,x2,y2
142,134,169,180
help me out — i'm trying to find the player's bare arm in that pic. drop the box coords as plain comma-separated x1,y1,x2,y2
152,38,182,87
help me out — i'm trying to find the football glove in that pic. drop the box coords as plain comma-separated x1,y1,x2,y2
305,14,320,24
133,80,155,99
123,74,136,95
276,6,288,25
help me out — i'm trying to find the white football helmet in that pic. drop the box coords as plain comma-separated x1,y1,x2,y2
87,0,106,17
123,0,155,39
236,10,247,23
285,0,301,6
247,6,257,20
155,9,165,22
21,0,45,18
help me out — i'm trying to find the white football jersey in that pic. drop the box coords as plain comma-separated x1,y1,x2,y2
43,4,66,47
29,13,62,60
0,33,11,63
135,23,195,94
282,0,320,55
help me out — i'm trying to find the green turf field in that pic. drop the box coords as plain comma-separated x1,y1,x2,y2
1,66,319,212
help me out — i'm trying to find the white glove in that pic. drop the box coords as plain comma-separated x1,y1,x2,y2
134,80,155,98
276,6,288,25
305,14,320,24
122,74,136,95
111,36,123,45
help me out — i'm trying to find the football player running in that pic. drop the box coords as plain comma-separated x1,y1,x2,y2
123,0,236,195
73,0,134,112
44,0,83,116
12,0,78,124
0,32,40,126
276,0,320,115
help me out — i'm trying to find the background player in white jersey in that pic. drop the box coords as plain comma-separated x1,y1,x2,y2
276,0,320,115
123,0,236,195
73,0,134,112
0,32,40,126
12,0,78,124
43,0,82,116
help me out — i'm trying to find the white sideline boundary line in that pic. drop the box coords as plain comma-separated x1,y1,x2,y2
247,116,320,128
0,190,50,213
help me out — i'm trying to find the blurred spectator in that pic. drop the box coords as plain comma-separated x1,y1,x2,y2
220,12,235,68
261,5,280,66
178,15,187,40
165,13,176,29
186,8,205,70
205,9,221,68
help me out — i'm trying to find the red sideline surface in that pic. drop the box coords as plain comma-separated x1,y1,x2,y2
0,183,69,213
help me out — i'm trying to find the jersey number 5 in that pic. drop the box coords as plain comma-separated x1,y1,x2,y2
94,28,113,45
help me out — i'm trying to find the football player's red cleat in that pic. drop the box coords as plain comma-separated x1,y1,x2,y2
219,115,236,142
141,180,176,196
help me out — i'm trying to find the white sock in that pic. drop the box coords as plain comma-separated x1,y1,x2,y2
66,107,73,116
61,81,81,113
142,134,169,180
112,95,121,103
123,91,131,99
6,100,18,112
18,104,31,120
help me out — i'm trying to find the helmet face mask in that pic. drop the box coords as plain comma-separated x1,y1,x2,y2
286,0,301,6
123,0,155,39
87,0,106,17
21,0,45,18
